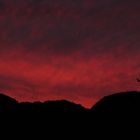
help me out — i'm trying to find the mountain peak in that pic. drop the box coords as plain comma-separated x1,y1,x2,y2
0,93,18,104
91,91,140,117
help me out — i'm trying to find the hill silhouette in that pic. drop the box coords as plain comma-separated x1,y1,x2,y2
0,93,18,112
0,91,140,138
89,91,140,127
0,91,140,115
91,91,140,115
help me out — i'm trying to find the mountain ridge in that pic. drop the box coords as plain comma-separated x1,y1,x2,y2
0,91,140,137
0,91,140,109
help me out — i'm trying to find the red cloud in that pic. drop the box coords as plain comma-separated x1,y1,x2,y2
0,0,140,108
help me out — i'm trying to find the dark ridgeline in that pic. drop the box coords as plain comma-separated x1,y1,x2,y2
0,91,140,138
0,91,140,118
91,91,140,116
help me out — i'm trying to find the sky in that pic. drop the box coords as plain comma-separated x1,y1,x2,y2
0,0,140,108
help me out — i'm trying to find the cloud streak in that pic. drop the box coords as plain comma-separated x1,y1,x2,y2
0,0,140,107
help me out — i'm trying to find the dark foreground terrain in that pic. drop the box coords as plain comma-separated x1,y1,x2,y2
0,91,140,138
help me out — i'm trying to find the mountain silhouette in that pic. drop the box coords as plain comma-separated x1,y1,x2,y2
0,93,18,112
0,91,139,138
89,92,140,125
0,91,140,116
91,91,140,114
0,93,18,104
18,99,87,118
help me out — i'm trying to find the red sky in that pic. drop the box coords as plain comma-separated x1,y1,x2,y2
0,0,140,108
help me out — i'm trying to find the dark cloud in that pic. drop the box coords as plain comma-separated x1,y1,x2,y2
0,0,140,56
0,75,36,91
0,0,140,107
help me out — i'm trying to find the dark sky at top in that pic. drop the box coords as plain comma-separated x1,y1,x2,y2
0,0,140,107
